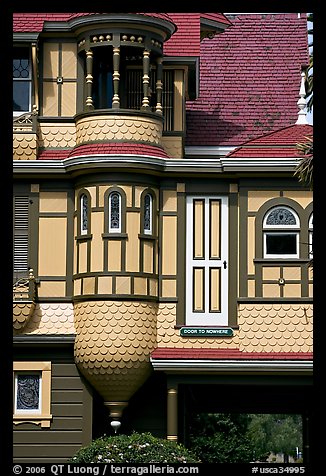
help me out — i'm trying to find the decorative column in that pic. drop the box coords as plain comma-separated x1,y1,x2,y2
142,49,151,110
155,57,163,114
112,47,120,108
167,385,178,441
31,43,39,114
85,49,94,110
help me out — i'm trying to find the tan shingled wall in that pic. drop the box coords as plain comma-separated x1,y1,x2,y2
238,303,313,352
14,303,75,335
74,301,157,402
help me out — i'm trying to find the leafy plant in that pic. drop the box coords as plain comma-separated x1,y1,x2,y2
69,432,200,463
188,413,257,463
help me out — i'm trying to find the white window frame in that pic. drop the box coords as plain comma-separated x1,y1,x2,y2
13,46,32,116
14,372,42,415
109,192,122,233
80,193,88,235
13,362,52,428
263,206,300,259
309,213,313,258
143,193,153,235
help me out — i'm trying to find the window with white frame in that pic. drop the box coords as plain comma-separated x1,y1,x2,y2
143,193,153,235
309,213,313,258
13,362,52,428
14,372,41,414
263,206,300,258
13,47,32,114
80,193,89,235
109,192,121,233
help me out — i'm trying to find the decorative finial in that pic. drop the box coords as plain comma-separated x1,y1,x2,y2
296,71,308,124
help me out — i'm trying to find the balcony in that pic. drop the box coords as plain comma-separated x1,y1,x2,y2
13,269,36,333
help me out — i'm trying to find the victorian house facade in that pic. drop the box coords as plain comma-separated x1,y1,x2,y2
13,13,313,463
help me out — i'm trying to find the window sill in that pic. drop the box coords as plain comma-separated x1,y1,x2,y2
102,232,128,239
254,258,310,263
138,234,158,241
13,414,52,428
75,233,92,241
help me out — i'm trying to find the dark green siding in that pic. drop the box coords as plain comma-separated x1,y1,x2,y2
13,348,93,463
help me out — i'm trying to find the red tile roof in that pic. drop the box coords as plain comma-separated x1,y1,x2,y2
185,13,309,146
38,149,71,160
37,142,170,160
151,347,313,360
13,13,230,57
227,124,313,158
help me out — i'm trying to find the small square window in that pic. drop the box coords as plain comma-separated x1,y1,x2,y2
13,362,52,427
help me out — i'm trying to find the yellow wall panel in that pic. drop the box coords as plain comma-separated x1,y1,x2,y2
309,284,313,297
116,276,131,294
247,217,255,274
108,240,122,272
42,82,58,116
39,217,67,276
262,283,280,298
61,43,77,78
262,267,280,280
163,190,177,212
134,277,147,295
162,279,176,298
143,241,153,273
125,212,140,272
61,83,76,116
283,283,301,298
43,43,59,78
90,212,104,272
283,267,301,280
98,276,113,295
120,185,133,207
78,241,88,274
83,277,95,295
74,278,82,295
283,191,313,208
37,281,66,297
247,280,255,297
162,216,177,275
248,191,280,212
149,278,158,296
39,192,67,213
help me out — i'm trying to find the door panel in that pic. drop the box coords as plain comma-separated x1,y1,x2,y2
186,196,228,325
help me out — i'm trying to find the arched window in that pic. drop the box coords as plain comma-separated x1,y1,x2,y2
143,193,153,235
109,191,121,233
309,213,313,258
80,193,88,235
263,206,300,258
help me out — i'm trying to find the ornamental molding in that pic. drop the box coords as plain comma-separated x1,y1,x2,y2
13,155,302,176
150,358,313,372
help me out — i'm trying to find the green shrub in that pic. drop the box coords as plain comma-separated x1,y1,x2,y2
69,432,200,463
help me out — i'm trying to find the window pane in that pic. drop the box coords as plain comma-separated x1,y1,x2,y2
13,81,30,111
16,374,40,411
265,207,297,226
266,233,297,255
110,193,120,230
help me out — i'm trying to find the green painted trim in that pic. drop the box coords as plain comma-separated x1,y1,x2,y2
176,190,186,326
238,187,248,297
228,191,238,326
73,293,158,302
237,297,313,303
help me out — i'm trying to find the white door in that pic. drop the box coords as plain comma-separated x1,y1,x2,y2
186,196,228,326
